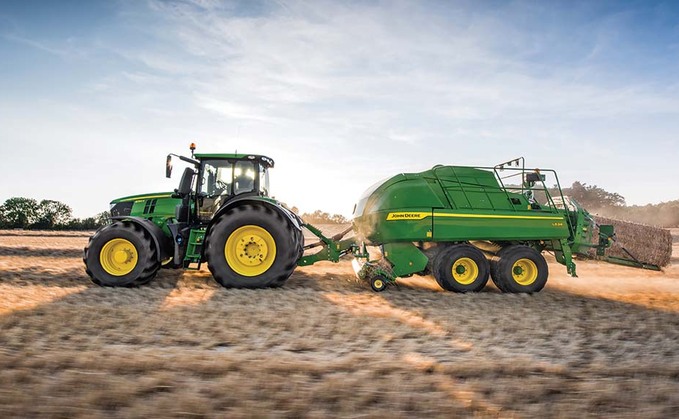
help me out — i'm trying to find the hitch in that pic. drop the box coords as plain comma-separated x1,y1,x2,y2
297,224,363,266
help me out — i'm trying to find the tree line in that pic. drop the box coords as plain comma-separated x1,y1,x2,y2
550,181,678,227
286,207,348,224
0,197,110,230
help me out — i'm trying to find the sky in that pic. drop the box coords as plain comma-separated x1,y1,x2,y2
1,0,678,218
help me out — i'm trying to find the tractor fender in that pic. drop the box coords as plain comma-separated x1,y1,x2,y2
110,216,173,262
206,197,303,237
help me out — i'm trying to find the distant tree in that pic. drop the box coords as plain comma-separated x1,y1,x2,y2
329,213,348,224
0,198,112,230
65,211,111,230
301,210,348,224
95,211,111,227
0,197,39,229
562,181,625,209
32,199,73,229
79,217,99,230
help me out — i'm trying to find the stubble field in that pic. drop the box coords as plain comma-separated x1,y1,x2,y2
1,227,678,418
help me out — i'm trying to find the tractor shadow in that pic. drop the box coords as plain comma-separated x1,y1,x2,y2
0,246,83,258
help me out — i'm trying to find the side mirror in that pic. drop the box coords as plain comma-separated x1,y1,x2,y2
166,155,173,178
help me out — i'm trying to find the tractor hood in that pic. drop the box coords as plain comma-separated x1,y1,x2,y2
111,192,175,204
109,192,181,220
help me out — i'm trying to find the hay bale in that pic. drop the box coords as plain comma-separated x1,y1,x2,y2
592,215,672,267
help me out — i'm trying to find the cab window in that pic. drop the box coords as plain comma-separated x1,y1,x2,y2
233,161,256,195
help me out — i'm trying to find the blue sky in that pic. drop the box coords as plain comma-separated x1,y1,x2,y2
1,0,678,218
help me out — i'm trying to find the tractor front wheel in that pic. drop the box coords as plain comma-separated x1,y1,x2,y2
84,221,160,286
433,244,489,292
205,204,300,288
490,245,548,293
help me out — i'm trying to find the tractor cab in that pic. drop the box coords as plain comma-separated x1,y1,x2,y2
166,146,275,223
195,154,274,221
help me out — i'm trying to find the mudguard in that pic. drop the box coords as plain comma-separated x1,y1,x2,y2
207,196,303,234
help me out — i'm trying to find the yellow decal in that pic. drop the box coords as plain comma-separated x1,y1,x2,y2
386,212,430,221
435,213,563,221
387,211,565,222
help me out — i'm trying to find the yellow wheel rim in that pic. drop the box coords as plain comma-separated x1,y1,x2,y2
373,279,384,289
100,238,138,276
452,257,478,285
512,258,538,285
225,225,276,277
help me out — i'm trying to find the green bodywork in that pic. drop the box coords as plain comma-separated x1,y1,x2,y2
106,152,656,284
110,192,181,236
108,152,284,268
345,162,629,282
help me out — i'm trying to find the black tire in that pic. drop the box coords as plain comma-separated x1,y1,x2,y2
370,275,388,292
433,244,489,293
489,252,507,292
205,204,301,288
84,221,160,287
270,225,304,288
490,245,548,293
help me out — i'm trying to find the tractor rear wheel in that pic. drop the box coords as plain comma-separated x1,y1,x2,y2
270,225,304,288
84,221,160,286
490,245,548,293
205,204,300,288
433,244,489,292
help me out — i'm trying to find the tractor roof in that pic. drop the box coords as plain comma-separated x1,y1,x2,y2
194,153,274,168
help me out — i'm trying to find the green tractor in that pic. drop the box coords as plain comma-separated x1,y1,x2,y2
84,148,661,293
84,144,304,288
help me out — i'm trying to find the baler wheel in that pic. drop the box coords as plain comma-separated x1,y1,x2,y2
205,204,300,288
84,221,160,287
433,244,489,292
370,275,388,292
490,245,548,293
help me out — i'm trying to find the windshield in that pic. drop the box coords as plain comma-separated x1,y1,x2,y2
200,159,261,196
201,160,234,196
198,159,260,221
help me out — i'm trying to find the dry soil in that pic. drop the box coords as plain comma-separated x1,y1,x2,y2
0,227,678,418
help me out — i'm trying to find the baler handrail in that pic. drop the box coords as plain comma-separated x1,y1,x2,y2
542,169,578,240
450,166,474,209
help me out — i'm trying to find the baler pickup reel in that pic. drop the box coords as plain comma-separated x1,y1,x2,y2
297,223,392,291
